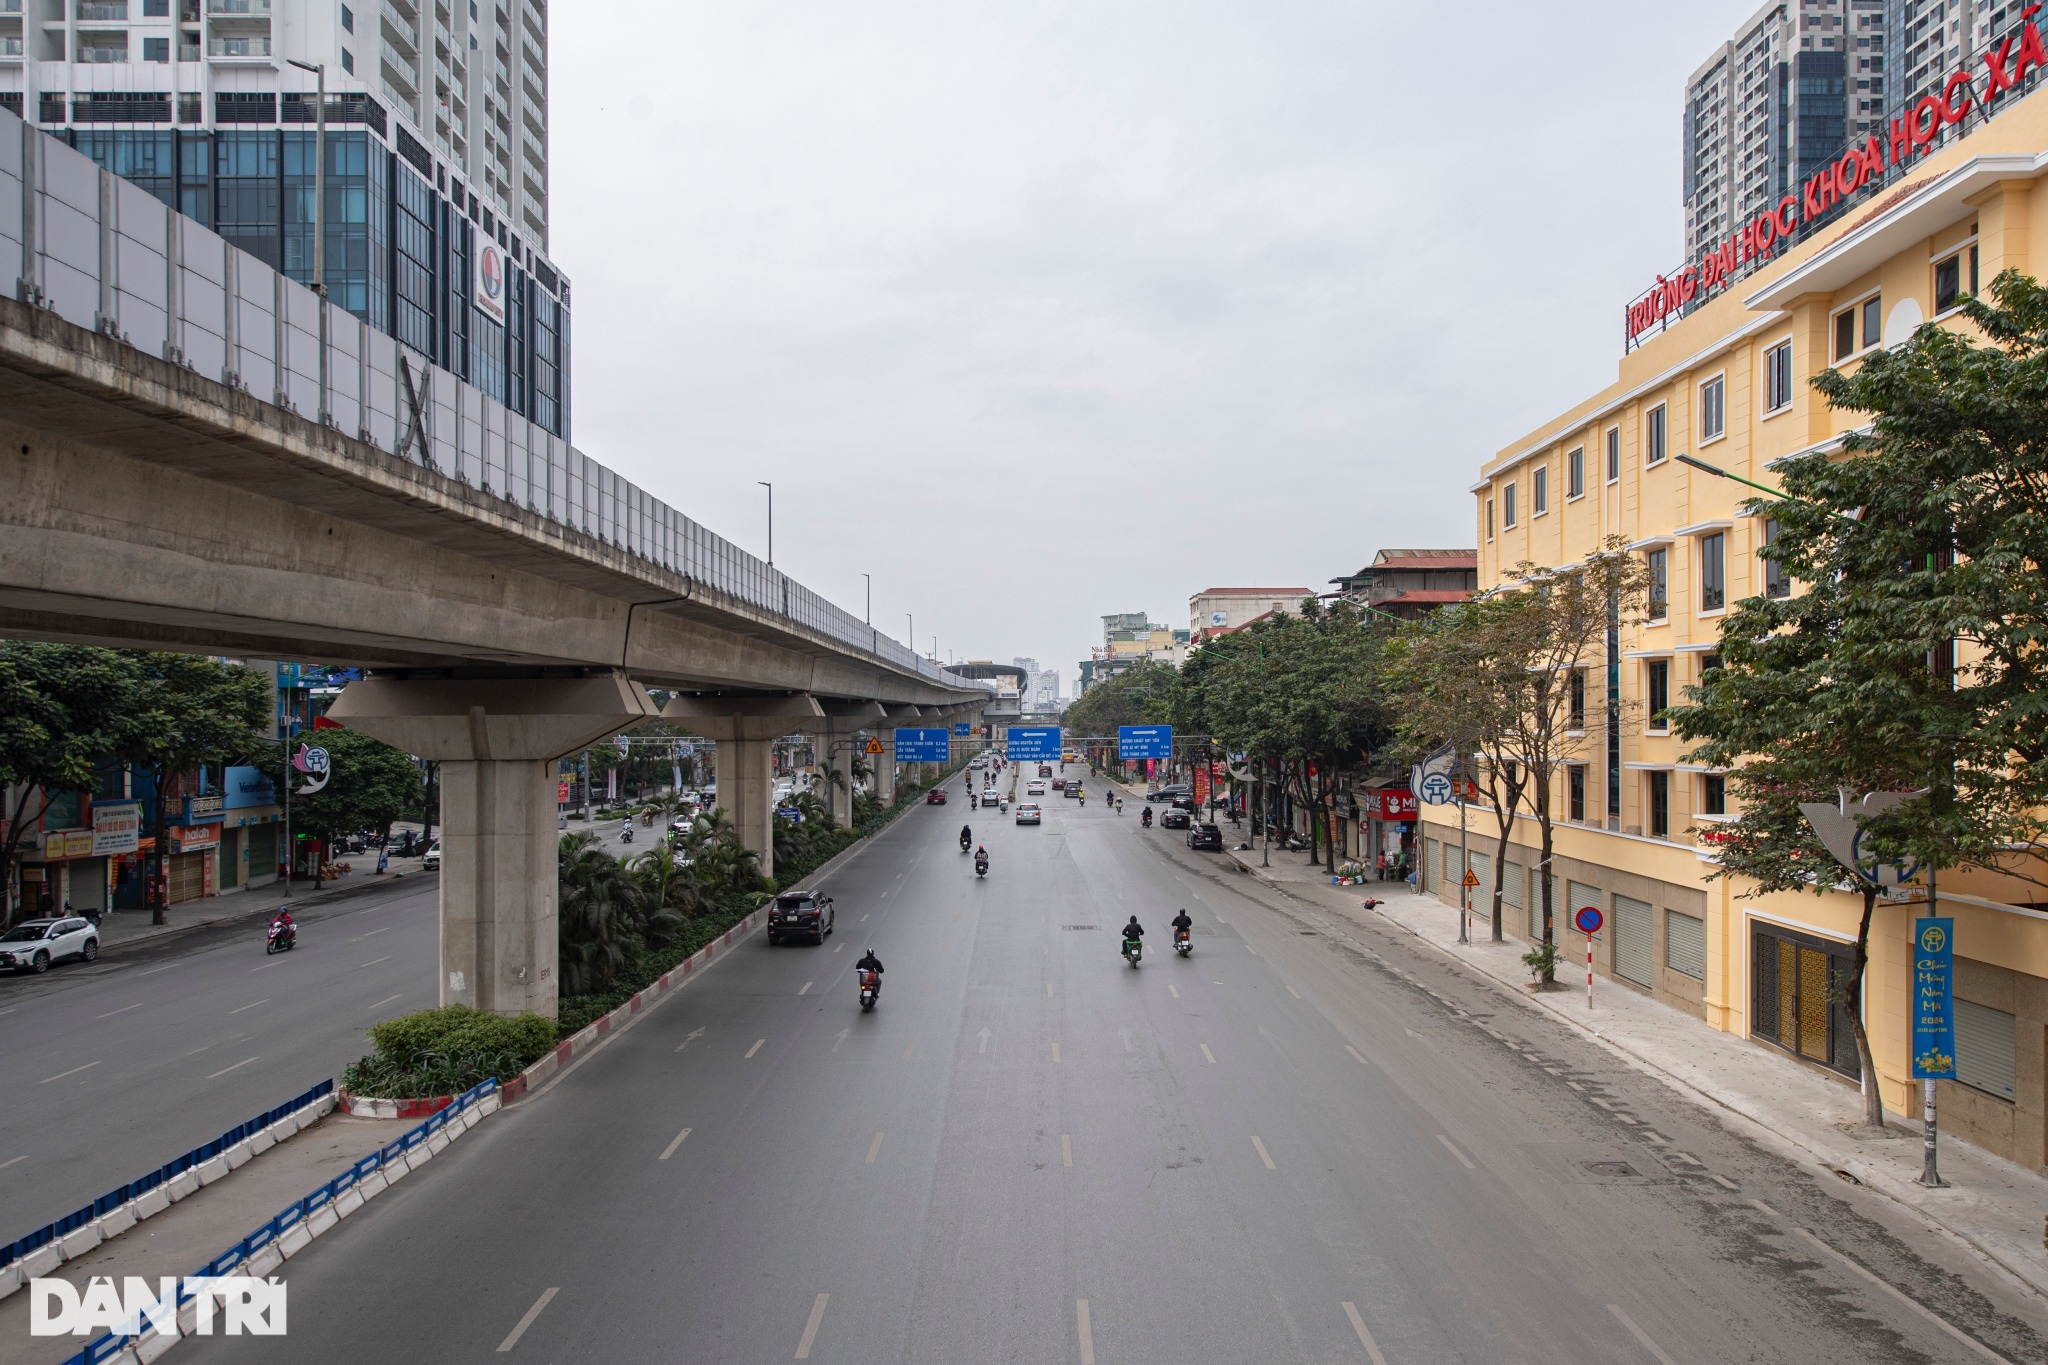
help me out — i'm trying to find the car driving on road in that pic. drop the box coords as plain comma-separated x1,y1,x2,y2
1015,802,1042,825
1160,807,1192,829
981,790,1003,807
1187,822,1224,851
1026,781,1046,795
767,891,835,945
0,917,100,974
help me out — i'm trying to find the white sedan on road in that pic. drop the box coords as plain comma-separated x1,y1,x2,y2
1026,781,1046,795
1014,803,1042,825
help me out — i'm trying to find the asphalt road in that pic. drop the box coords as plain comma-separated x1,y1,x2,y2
0,875,439,1231
177,763,2048,1364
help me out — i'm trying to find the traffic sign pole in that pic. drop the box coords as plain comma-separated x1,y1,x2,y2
1573,905,1604,1009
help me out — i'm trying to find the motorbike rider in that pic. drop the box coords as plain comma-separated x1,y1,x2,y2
269,907,296,941
1171,908,1193,944
1122,915,1144,946
855,947,885,997
1141,804,1154,827
960,823,974,849
975,844,989,863
1115,798,1125,815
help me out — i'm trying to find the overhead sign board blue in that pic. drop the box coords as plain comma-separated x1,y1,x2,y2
1005,726,1062,761
953,722,973,737
1117,725,1172,760
894,728,951,763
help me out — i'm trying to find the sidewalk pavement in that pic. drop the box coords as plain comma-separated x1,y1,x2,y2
1218,839,2048,1303
93,858,433,953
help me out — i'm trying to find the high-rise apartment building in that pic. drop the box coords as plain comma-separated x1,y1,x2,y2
1,0,568,437
1684,1,1872,269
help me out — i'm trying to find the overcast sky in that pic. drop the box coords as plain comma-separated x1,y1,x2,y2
550,1,1737,690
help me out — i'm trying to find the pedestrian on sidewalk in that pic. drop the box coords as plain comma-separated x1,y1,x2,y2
1375,853,1388,881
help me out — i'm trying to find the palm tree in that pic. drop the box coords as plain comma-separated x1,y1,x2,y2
557,831,650,996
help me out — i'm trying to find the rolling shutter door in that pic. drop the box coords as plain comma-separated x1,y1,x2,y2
1567,882,1602,936
245,823,277,879
1666,910,1706,980
168,851,205,904
1955,999,2018,1101
1612,895,1653,986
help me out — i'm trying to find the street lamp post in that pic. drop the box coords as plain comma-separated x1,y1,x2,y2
862,573,871,624
758,481,773,566
285,59,327,426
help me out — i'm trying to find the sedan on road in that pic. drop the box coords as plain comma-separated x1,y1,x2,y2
1026,781,1046,795
981,790,1003,808
1187,822,1224,851
1050,778,1066,791
1014,803,1042,825
0,917,100,974
767,892,835,945
1159,807,1192,830
926,789,948,804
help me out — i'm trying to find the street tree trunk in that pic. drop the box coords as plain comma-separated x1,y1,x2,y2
1847,887,1887,1130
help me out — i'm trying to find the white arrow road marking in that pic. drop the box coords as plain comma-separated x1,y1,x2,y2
675,1027,706,1053
833,1028,850,1053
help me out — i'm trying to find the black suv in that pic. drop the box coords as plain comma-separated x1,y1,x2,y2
767,891,835,945
1187,822,1224,851
1159,807,1192,830
1146,785,1192,804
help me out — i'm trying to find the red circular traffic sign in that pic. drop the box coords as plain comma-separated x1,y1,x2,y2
1573,905,1604,936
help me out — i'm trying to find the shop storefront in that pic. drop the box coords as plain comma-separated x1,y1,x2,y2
1359,784,1416,880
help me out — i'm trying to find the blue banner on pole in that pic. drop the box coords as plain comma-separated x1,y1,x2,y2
1005,726,1062,761
894,728,951,763
1911,916,1956,1079
1116,725,1172,760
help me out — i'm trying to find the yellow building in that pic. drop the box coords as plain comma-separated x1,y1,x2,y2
1421,84,2048,1173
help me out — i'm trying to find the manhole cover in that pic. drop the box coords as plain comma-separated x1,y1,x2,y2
1582,1160,1639,1178
1061,924,1099,931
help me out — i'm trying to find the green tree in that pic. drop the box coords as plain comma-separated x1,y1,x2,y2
0,643,137,926
557,831,683,996
255,727,423,883
118,654,272,924
1063,660,1177,777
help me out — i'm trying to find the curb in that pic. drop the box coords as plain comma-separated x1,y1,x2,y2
0,1093,337,1307
58,1081,500,1365
332,1094,452,1120
1224,853,2048,1304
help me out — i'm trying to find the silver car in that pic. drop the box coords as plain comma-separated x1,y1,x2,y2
0,917,100,974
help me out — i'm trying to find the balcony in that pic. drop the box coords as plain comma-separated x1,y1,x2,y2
77,44,129,63
0,36,20,56
77,1,127,18
208,34,268,54
0,0,24,12
207,0,268,11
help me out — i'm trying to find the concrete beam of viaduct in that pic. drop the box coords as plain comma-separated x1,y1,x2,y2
0,295,974,709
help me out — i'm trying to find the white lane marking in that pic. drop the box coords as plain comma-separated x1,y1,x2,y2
1342,1302,1391,1365
1345,1045,1370,1067
360,926,390,938
659,1127,692,1160
40,1061,100,1084
1200,1044,1216,1065
1565,1080,1585,1091
746,1039,766,1058
360,956,392,967
206,1056,259,1079
1061,1134,1073,1168
1052,1043,1061,1063
1285,985,1302,999
834,943,844,952
795,1293,830,1359
1750,1198,1781,1218
1076,1299,1096,1365
1606,1304,1680,1365
1710,1173,1740,1190
1791,1227,2009,1362
1046,983,1054,997
248,961,284,973
833,1028,851,1053
96,1003,142,1019
496,1287,558,1352
1245,944,1258,955
866,1132,884,1164
904,1042,915,1058
366,993,405,1012
132,964,177,977
228,999,269,1015
859,914,868,921
798,981,813,996
1167,984,1179,998
1212,981,1224,986
1251,1136,1277,1170
675,1028,706,1053
1435,1134,1476,1170
0,1154,29,1170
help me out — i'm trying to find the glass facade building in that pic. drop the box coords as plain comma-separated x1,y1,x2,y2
59,123,569,440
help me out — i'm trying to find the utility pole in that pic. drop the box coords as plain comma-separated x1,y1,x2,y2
758,481,773,566
862,573,871,624
285,59,327,425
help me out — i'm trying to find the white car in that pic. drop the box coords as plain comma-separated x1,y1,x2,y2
0,917,99,974
423,842,442,871
1015,803,1042,825
1027,781,1046,796
981,790,1003,807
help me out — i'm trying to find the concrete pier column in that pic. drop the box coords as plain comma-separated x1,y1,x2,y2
327,671,659,1019
817,701,885,828
664,695,825,878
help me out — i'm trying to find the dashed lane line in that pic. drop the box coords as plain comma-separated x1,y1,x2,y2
1606,1304,1680,1365
1062,1134,1073,1168
795,1293,830,1359
866,1132,884,1164
1251,1136,1277,1170
1435,1134,1476,1170
798,982,813,996
1345,1045,1371,1067
205,1056,259,1080
39,1062,99,1084
746,1039,766,1059
496,1287,558,1353
1341,1302,1391,1365
1200,1044,1216,1064
96,1003,142,1020
659,1127,692,1160
366,993,406,1012
1167,984,1179,998
228,999,269,1014
1076,1299,1096,1365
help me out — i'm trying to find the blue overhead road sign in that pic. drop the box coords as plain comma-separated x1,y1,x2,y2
1117,725,1172,760
1005,726,1062,761
894,728,951,763
953,722,973,737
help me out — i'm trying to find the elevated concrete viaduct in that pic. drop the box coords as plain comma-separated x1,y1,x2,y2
0,105,986,1016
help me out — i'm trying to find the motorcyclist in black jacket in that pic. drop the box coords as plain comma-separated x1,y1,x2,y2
960,824,973,849
1122,916,1144,944
856,948,884,976
1171,909,1193,939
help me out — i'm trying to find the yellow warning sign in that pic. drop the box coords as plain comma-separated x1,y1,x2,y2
864,737,885,754
1461,870,1480,888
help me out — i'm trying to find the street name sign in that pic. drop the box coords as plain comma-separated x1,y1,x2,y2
1006,727,1062,761
894,728,951,763
1117,725,1173,760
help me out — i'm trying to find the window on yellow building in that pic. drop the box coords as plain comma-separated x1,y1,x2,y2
1700,375,1725,441
1647,770,1670,837
1569,765,1586,822
1834,306,1856,360
1935,245,1977,313
1568,669,1585,730
1606,426,1619,483
1764,340,1793,412
1702,773,1726,815
1503,482,1517,528
1645,405,1667,464
1700,532,1725,611
1486,498,1494,540
1862,294,1881,348
1762,517,1791,598
1533,466,1548,516
1646,548,1668,620
1568,446,1584,498
1646,659,1670,729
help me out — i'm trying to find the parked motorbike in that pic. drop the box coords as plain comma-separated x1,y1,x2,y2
1122,937,1143,968
858,969,880,1012
265,919,297,954
1174,928,1192,957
